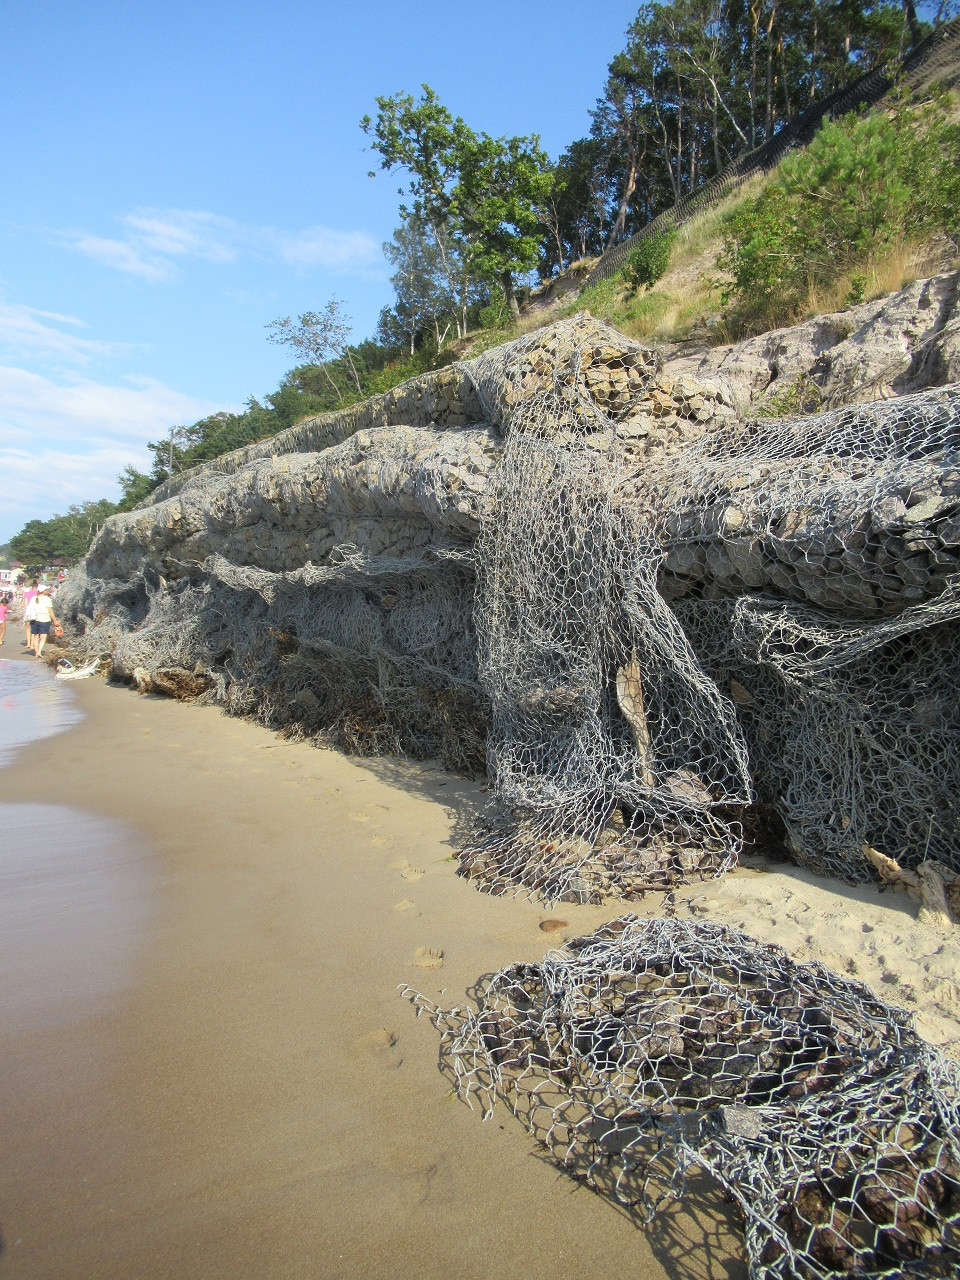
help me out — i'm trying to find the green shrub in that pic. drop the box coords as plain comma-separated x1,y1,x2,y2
622,230,675,294
478,284,511,330
846,273,868,307
719,94,960,328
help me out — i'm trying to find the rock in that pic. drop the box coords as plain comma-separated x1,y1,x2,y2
905,493,953,525
664,271,960,413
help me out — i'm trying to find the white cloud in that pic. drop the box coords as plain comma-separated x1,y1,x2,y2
71,235,171,282
274,227,383,269
126,211,238,260
0,442,148,531
68,207,380,281
0,363,226,539
0,365,222,448
0,301,127,364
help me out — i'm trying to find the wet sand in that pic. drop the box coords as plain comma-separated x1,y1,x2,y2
0,654,745,1280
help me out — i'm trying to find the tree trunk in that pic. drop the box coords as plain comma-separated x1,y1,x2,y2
341,348,363,396
606,158,638,250
502,270,520,321
749,1,760,142
780,38,791,119
320,363,344,406
547,200,565,271
675,74,685,193
765,1,778,143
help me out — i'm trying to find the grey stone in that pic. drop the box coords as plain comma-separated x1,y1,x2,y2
664,271,960,412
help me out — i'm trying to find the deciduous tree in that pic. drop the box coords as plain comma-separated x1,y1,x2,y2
266,299,362,399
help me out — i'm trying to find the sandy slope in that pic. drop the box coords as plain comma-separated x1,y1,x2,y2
676,865,960,1059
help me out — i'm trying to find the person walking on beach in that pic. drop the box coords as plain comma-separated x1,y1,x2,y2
29,586,61,659
21,580,39,647
0,594,7,645
22,590,39,648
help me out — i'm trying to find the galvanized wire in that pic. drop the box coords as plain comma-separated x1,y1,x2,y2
407,916,960,1279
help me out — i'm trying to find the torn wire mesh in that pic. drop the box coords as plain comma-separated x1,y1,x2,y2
59,316,960,897
407,915,960,1279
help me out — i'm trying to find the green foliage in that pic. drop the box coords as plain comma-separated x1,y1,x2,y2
380,215,484,351
22,6,957,545
363,84,553,316
361,345,458,395
116,465,156,511
537,137,612,274
622,230,676,294
477,283,511,330
846,273,869,307
136,334,464,488
719,95,960,329
361,86,460,229
266,299,363,399
450,127,553,312
546,0,914,278
382,216,449,354
754,373,825,418
10,499,119,565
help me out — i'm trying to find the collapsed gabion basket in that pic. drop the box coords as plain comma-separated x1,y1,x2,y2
407,917,960,1278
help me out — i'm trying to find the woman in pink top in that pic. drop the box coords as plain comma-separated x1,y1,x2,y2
0,595,7,645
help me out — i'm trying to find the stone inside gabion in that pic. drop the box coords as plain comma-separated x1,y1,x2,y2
406,917,960,1279
59,315,960,899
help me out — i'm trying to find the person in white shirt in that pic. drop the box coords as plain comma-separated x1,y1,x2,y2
21,580,39,647
29,586,60,658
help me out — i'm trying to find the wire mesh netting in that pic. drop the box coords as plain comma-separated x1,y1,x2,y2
59,314,960,898
406,916,960,1279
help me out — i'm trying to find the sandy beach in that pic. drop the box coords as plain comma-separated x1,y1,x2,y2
0,652,745,1280
1,649,957,1279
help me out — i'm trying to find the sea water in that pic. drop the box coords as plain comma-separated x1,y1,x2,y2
0,655,83,767
0,658,154,1033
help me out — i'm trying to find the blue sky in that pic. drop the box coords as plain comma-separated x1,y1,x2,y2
0,0,641,540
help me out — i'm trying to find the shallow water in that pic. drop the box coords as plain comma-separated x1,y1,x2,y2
0,655,82,767
0,803,155,1035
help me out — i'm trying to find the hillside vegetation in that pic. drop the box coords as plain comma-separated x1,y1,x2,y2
558,92,960,347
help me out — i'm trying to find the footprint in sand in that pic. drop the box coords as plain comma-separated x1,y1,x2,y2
414,946,444,970
392,858,424,881
356,1027,403,1069
394,899,418,913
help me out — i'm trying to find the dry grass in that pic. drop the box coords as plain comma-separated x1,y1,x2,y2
549,177,772,345
716,235,956,344
805,237,955,317
457,153,957,359
456,182,766,356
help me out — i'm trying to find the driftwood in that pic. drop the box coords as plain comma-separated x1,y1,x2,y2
917,860,955,930
132,665,210,700
616,651,656,787
862,843,958,927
